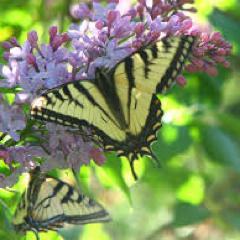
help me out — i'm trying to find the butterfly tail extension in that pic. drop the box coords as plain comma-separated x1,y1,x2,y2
31,228,40,240
128,152,161,180
129,153,138,180
151,151,161,168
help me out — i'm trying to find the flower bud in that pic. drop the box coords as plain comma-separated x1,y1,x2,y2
28,31,38,47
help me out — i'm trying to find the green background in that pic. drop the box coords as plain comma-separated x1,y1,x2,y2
0,0,240,239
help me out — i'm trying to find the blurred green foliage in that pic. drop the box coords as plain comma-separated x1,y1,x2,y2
0,0,240,239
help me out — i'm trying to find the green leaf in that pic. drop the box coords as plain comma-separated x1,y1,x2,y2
218,112,240,138
209,8,240,54
95,153,131,204
0,231,20,240
176,175,205,205
0,203,18,239
222,211,240,229
78,165,91,196
3,9,32,28
173,202,210,227
3,93,15,105
0,86,22,94
152,125,192,163
200,125,240,170
0,160,10,176
81,224,111,240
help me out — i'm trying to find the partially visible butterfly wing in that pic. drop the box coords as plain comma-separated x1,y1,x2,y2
28,176,110,230
13,168,110,233
12,190,29,231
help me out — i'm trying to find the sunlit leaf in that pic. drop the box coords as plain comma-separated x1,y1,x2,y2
3,93,15,105
81,224,111,240
177,175,205,205
95,153,131,204
3,10,32,28
77,165,91,196
0,27,13,41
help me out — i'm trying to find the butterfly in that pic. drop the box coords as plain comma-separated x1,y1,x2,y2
31,36,195,179
12,167,110,239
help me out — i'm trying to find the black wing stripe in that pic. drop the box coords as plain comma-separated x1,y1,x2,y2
66,210,109,224
96,70,127,128
44,94,53,105
62,85,84,108
72,82,120,127
157,36,195,92
52,90,65,102
77,194,84,203
62,85,74,101
124,57,136,126
73,82,96,106
138,50,150,78
34,182,65,210
150,44,158,58
162,38,172,52
61,186,74,203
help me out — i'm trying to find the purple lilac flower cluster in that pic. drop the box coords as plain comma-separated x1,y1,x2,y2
187,32,231,76
0,0,231,187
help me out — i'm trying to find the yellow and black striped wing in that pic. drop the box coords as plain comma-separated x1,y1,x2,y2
29,177,110,230
112,36,195,130
31,36,195,173
13,168,110,232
